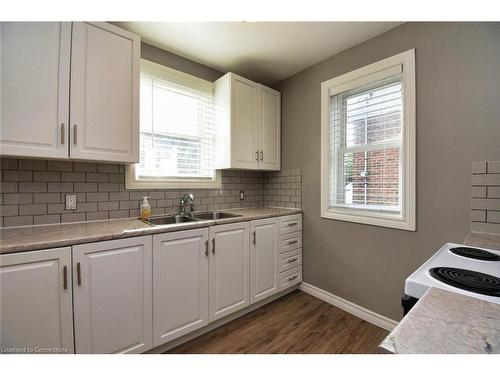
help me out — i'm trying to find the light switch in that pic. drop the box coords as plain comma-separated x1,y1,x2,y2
65,194,77,210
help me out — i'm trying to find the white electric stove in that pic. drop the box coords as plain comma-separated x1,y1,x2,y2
402,242,500,314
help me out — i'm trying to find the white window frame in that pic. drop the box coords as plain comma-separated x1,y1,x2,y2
126,60,221,190
320,49,416,231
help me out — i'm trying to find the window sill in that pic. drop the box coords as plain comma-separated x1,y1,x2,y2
321,208,415,231
125,167,222,190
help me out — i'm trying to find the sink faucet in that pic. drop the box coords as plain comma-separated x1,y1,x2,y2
179,193,194,216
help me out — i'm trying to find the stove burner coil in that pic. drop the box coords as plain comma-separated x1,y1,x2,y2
429,267,500,297
450,247,500,261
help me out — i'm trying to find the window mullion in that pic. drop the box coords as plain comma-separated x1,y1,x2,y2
339,140,401,155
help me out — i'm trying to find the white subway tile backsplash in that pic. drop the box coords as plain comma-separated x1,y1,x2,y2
487,211,500,224
471,186,487,198
471,161,500,232
471,174,500,186
472,161,487,174
0,158,302,227
470,210,486,222
488,187,500,199
487,161,500,174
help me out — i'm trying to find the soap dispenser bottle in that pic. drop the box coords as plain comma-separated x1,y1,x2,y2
140,196,151,220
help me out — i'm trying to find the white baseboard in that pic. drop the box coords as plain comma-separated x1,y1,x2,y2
299,282,398,332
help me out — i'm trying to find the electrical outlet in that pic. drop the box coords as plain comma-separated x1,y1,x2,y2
65,194,77,210
240,191,244,200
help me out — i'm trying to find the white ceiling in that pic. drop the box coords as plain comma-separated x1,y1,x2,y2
115,22,402,85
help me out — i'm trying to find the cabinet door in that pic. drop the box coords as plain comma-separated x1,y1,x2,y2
209,222,250,322
250,218,279,303
231,74,259,169
69,22,140,163
73,236,152,354
153,229,209,346
0,22,71,159
0,247,74,353
258,85,281,170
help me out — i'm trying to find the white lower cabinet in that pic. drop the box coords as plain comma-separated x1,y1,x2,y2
209,222,250,322
250,218,279,303
0,247,74,353
279,266,302,291
1,214,302,353
152,229,209,346
72,236,153,354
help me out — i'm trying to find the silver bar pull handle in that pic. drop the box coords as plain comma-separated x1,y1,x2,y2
63,266,68,289
60,123,65,145
252,231,256,245
288,275,298,282
260,150,263,161
285,222,298,227
76,262,81,285
212,238,215,254
73,124,77,145
255,150,259,161
287,257,299,263
205,240,209,257
287,239,299,245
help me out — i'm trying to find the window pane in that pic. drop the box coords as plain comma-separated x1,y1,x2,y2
330,74,403,212
345,82,402,148
152,83,199,138
335,148,400,209
137,69,215,180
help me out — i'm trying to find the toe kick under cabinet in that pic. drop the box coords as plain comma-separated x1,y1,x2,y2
0,213,302,353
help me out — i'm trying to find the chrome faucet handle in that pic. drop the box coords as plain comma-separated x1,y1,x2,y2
180,193,194,203
179,193,195,215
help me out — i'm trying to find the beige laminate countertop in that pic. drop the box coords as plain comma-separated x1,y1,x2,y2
379,287,500,354
378,231,500,354
0,207,302,255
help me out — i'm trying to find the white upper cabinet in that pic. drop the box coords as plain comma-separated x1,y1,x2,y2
72,236,152,354
258,85,281,170
214,72,281,171
0,22,71,159
0,247,74,353
0,22,140,163
70,22,140,163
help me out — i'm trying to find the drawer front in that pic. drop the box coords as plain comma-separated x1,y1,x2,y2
279,266,302,291
279,231,302,253
279,214,302,235
278,248,302,273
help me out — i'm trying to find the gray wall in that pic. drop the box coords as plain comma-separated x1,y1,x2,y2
141,42,224,82
274,22,500,320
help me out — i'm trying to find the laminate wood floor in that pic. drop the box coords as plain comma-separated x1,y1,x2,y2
166,290,388,354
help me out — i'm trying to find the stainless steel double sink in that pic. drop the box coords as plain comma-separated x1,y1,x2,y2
141,211,241,226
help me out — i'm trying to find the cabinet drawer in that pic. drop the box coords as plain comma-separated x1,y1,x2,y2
279,266,302,291
278,248,302,273
279,231,302,253
278,214,302,234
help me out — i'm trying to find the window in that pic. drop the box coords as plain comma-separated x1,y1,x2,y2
321,50,415,230
126,60,221,189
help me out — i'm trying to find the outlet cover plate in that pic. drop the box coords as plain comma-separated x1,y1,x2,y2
65,194,77,210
